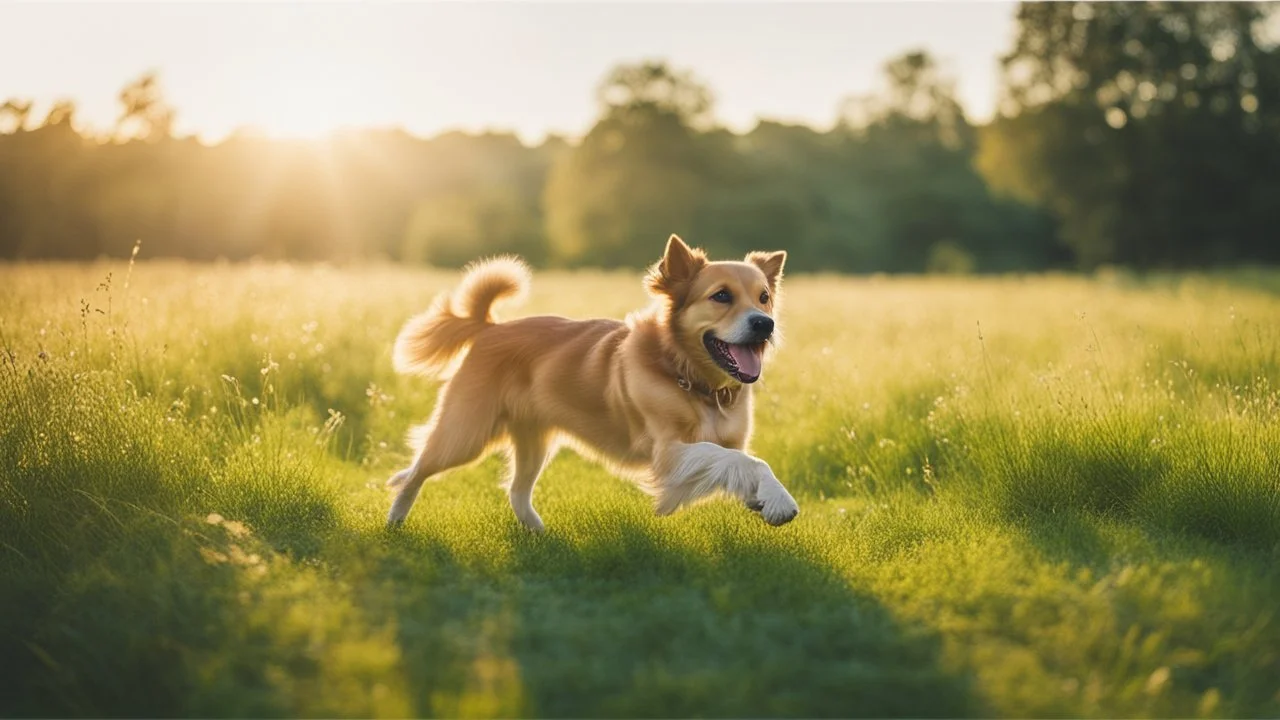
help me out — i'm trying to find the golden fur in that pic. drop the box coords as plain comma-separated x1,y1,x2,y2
385,235,799,530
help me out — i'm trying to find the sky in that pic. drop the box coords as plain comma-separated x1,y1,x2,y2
0,1,1019,144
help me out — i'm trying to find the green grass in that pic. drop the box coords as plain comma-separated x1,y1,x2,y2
2,261,1279,718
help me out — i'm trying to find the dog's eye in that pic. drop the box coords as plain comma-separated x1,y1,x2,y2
710,289,732,304
760,291,770,305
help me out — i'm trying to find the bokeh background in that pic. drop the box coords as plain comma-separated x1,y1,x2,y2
3,2,1277,272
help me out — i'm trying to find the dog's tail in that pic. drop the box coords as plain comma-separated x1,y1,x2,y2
392,256,531,376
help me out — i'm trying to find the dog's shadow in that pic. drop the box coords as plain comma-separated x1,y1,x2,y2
376,510,978,718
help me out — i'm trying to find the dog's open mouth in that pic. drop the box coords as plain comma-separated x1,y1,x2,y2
703,333,766,383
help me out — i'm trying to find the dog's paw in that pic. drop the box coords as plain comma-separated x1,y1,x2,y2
386,468,414,490
514,508,546,533
386,490,417,529
755,480,799,526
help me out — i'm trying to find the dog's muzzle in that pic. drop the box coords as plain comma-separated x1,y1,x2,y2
745,312,774,344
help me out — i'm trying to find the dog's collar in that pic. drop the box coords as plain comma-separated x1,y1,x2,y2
676,374,740,408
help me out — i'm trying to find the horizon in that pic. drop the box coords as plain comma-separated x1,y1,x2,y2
0,2,1018,144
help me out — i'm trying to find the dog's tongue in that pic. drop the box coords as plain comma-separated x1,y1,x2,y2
727,343,763,381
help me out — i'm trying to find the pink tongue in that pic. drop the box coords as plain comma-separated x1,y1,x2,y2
727,343,763,379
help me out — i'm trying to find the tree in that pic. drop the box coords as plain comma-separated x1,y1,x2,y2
43,100,76,128
596,60,714,128
403,188,542,267
0,56,1061,272
0,99,33,134
841,51,968,147
115,72,175,142
710,120,888,272
836,50,1060,272
978,1,1280,268
545,61,726,267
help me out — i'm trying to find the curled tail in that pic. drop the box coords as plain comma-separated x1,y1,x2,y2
392,256,531,376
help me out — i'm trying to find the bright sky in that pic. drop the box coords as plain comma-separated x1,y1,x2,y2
0,1,1018,144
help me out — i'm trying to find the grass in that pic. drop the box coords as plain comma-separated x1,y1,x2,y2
2,260,1279,718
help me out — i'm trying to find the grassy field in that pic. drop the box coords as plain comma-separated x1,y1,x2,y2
2,260,1279,718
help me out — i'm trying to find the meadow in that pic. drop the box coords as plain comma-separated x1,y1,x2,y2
2,259,1279,718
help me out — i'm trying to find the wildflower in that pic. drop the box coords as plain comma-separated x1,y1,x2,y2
1145,667,1171,695
199,548,228,565
222,520,250,538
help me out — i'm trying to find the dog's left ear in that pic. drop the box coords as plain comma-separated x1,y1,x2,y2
746,250,787,291
647,234,707,298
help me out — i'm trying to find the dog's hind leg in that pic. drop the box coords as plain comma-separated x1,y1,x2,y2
386,390,502,528
506,425,552,532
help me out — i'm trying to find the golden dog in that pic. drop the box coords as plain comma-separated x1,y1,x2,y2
386,234,798,530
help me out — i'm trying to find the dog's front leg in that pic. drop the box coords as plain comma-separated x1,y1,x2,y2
652,442,799,526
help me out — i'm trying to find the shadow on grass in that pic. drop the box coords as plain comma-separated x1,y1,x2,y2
2,358,975,719
976,409,1280,555
1017,511,1280,716
372,512,978,718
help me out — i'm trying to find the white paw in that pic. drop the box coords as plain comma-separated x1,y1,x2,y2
386,507,407,529
386,468,412,489
755,480,799,526
386,486,418,528
512,503,546,533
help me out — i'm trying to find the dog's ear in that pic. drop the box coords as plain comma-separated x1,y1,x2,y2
660,235,706,283
646,234,707,298
746,250,786,291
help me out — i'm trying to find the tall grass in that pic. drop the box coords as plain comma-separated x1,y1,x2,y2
1,261,1278,717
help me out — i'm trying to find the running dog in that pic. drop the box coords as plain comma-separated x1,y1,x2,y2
385,234,799,530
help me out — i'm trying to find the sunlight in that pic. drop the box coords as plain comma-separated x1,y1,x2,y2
240,53,366,140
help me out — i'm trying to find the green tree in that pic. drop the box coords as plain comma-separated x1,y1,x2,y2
839,50,1059,272
595,61,714,128
0,57,1060,272
979,2,1280,268
545,61,726,267
403,188,543,268
711,120,888,272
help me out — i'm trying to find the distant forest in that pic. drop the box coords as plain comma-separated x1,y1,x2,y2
2,2,1278,272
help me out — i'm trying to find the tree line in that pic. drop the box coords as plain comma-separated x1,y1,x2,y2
2,2,1277,272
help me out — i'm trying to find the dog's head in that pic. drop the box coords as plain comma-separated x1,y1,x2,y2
646,234,786,385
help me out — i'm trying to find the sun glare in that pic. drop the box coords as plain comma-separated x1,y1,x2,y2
241,54,366,140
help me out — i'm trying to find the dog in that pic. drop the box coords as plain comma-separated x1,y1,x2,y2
385,234,799,530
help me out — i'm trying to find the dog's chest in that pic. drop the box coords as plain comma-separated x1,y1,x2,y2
693,402,750,449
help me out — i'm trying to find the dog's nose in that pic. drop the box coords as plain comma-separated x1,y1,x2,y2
749,315,774,338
